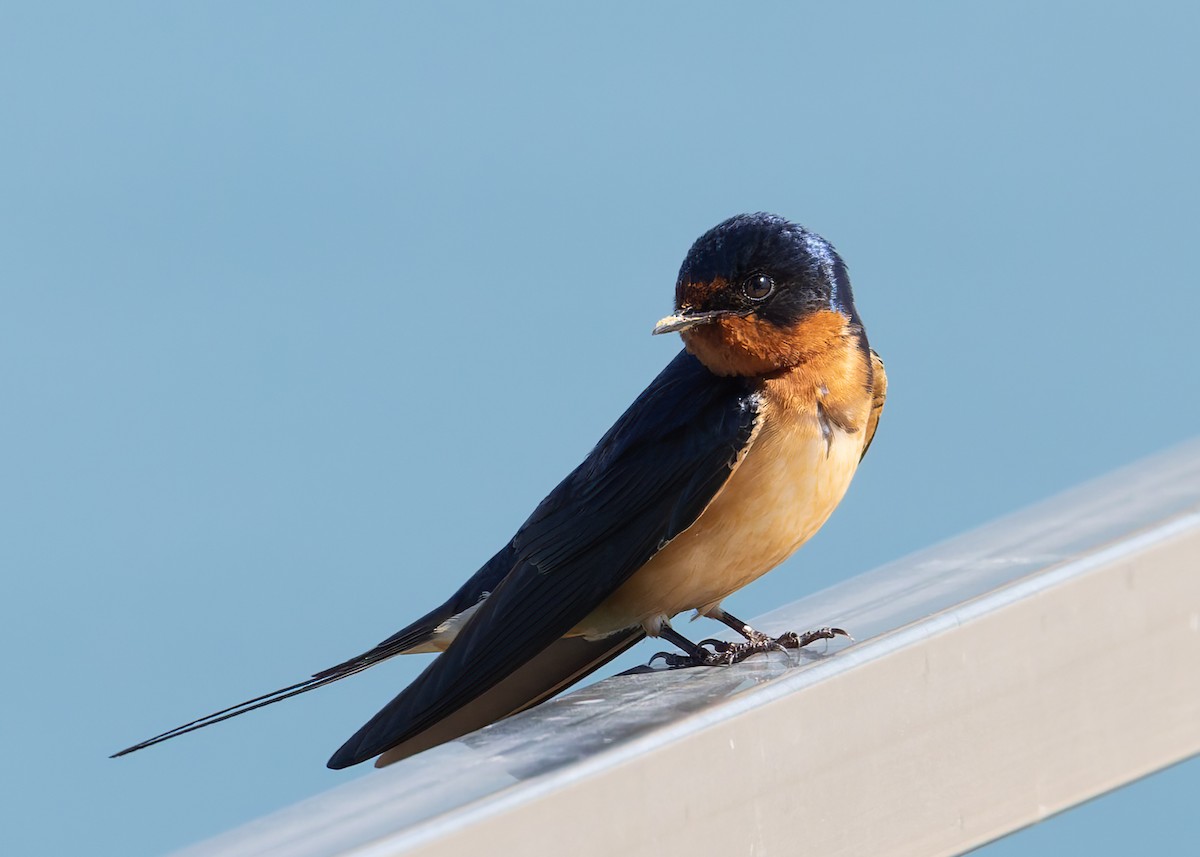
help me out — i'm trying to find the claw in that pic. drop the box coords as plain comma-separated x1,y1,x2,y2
648,638,737,669
649,650,694,668
774,626,852,649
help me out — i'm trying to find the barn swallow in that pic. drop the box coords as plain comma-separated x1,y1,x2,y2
112,212,886,769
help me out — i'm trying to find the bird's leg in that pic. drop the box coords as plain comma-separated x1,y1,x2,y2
703,608,852,661
649,623,733,668
710,609,777,646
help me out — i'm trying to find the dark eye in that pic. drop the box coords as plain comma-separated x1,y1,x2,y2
742,273,774,301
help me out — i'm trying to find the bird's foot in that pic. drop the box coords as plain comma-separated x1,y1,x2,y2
698,626,852,665
649,640,731,668
647,621,851,669
709,610,852,655
648,626,852,668
773,626,853,649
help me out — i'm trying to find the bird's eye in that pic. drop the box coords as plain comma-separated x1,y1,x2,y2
742,274,774,301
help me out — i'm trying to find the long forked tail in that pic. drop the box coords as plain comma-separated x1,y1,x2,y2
113,544,522,759
110,624,437,758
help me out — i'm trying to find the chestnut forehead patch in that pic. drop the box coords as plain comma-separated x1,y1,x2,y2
677,276,728,309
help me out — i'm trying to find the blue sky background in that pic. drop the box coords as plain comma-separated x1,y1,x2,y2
3,3,1198,855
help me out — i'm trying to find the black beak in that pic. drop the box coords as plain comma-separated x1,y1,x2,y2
651,310,728,335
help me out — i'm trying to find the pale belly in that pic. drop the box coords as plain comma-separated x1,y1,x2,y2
573,412,865,639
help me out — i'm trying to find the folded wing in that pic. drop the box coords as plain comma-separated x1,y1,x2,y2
328,350,760,768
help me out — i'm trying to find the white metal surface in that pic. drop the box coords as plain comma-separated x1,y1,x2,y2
176,439,1200,857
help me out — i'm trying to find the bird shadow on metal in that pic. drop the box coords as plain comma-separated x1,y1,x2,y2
458,644,846,782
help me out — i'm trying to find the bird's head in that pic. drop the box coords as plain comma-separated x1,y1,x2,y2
654,213,863,377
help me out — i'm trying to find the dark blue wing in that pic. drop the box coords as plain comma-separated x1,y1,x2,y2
328,350,760,768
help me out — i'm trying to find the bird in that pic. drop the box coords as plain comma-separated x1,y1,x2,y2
112,212,886,770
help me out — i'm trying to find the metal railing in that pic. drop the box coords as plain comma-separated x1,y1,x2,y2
177,439,1200,857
